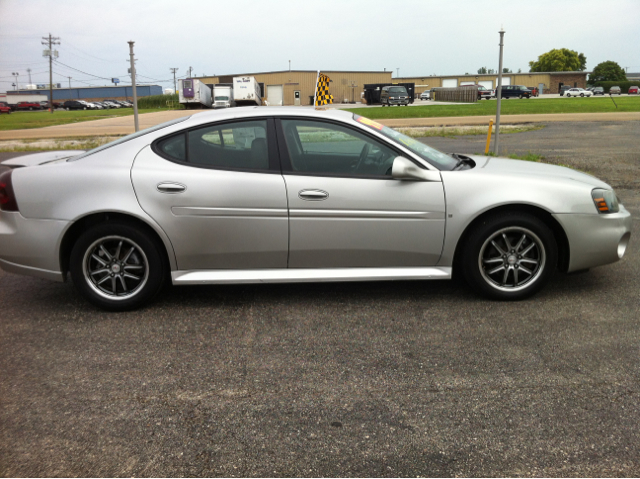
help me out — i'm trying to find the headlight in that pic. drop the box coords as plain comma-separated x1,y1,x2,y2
592,188,619,214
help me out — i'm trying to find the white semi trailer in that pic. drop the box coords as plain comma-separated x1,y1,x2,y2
213,83,235,109
178,79,212,109
233,76,262,106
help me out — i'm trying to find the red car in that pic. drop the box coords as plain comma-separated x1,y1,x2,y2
527,86,539,97
628,86,639,95
14,101,43,111
0,104,11,114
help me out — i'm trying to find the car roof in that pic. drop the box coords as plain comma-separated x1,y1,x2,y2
179,106,356,126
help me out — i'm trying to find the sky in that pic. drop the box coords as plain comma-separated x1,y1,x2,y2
1,0,638,92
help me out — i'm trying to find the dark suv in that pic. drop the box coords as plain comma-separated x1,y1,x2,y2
63,100,89,110
592,87,605,96
499,85,531,99
380,86,410,106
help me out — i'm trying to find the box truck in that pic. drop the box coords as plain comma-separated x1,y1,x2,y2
233,76,262,106
213,83,235,109
178,78,212,109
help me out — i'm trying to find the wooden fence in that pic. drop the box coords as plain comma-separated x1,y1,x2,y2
431,87,478,103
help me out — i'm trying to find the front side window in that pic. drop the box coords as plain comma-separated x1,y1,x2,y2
280,119,397,177
354,115,458,170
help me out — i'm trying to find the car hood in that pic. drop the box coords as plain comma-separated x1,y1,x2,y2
464,155,610,189
1,150,85,168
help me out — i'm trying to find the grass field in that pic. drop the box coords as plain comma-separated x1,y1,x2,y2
346,96,640,120
0,108,167,131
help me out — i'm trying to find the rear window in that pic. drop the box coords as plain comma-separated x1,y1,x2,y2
68,116,191,162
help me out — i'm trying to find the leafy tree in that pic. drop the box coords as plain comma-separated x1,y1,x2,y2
529,48,586,72
589,61,627,83
477,67,487,74
578,53,587,71
502,67,512,73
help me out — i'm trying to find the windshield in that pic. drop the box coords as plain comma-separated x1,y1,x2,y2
354,114,458,170
388,87,407,94
215,96,229,101
68,116,191,162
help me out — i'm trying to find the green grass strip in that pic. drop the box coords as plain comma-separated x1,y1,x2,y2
344,96,640,120
0,108,168,131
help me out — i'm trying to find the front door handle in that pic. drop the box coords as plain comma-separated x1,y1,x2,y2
298,189,328,201
157,182,186,194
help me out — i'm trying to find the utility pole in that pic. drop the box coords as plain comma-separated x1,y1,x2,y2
27,68,32,84
188,66,193,78
128,41,139,132
42,33,60,113
494,27,505,155
396,67,399,78
289,60,291,72
67,76,72,89
170,67,178,93
12,72,18,90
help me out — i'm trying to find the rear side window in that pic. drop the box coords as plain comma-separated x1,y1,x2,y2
188,120,268,169
155,119,270,171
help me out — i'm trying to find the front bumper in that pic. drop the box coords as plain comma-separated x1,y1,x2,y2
0,211,67,282
553,206,632,272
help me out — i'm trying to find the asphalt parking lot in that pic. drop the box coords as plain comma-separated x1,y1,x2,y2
1,121,639,476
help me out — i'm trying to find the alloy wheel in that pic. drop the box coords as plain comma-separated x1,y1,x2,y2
82,235,149,300
478,226,546,292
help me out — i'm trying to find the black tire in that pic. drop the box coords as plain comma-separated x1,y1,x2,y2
70,222,168,311
519,94,523,99
580,93,584,97
461,212,557,300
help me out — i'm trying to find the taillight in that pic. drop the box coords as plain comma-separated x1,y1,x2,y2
0,169,19,211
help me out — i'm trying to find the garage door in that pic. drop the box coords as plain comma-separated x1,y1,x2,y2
267,85,283,106
496,77,511,86
442,79,458,88
460,81,475,86
479,80,493,89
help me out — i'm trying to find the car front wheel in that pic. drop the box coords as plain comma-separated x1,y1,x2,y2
70,222,168,311
461,213,557,300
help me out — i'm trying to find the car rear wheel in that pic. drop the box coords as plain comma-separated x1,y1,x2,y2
70,222,168,311
461,213,557,300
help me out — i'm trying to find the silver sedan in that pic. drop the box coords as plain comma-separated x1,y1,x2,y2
0,108,632,310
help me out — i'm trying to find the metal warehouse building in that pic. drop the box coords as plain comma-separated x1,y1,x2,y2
398,71,588,96
8,84,163,102
198,70,393,106
197,70,588,105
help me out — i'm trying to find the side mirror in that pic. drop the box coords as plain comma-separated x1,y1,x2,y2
391,156,440,181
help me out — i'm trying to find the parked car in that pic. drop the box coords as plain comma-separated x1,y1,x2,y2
592,87,605,96
419,90,430,100
565,88,592,97
499,85,531,99
527,86,539,97
609,86,622,95
39,101,62,109
63,100,89,110
559,85,571,96
628,86,639,95
14,101,43,111
0,109,631,310
380,86,410,106
103,100,122,108
0,101,13,111
0,104,11,114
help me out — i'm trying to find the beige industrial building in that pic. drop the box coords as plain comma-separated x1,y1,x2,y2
196,70,588,106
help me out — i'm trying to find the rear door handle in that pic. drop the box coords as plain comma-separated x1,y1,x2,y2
157,182,186,194
298,189,328,201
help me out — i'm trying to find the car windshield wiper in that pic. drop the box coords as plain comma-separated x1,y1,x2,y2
451,153,475,170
